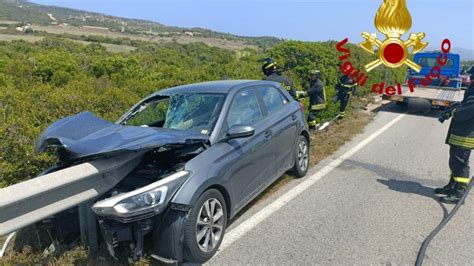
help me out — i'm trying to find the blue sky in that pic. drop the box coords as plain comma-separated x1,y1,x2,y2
33,0,474,50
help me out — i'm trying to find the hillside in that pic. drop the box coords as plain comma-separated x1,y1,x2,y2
453,47,474,61
0,0,281,49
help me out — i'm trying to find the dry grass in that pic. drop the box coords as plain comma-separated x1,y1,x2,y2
0,33,44,42
0,33,135,53
309,107,373,166
31,25,255,50
1,101,375,265
100,43,136,53
0,20,19,25
71,39,136,53
0,24,254,52
1,245,88,266
0,240,153,265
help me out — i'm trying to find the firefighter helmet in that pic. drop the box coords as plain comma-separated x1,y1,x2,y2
262,58,277,76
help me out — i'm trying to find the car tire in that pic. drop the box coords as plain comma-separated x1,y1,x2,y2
293,135,309,178
182,189,227,263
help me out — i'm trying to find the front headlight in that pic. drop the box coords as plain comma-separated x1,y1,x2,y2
92,170,189,222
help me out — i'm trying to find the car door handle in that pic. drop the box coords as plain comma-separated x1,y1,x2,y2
291,114,297,121
264,130,273,139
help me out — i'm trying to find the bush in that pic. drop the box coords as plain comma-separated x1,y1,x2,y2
0,38,405,187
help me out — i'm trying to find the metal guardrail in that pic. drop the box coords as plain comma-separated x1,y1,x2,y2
0,153,142,236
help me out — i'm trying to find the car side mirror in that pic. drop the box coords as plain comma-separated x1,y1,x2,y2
225,125,255,141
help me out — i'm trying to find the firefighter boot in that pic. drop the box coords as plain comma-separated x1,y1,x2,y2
434,177,456,195
337,112,345,119
308,120,317,132
440,183,466,204
309,124,321,133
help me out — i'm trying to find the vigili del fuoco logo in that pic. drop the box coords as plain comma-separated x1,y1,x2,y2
335,0,452,96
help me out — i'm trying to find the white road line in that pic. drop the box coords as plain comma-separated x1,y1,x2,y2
218,113,406,252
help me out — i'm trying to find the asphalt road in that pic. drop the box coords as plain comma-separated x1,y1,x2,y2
208,104,474,265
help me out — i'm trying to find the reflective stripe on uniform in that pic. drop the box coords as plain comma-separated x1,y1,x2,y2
308,120,317,126
264,62,276,69
310,88,326,110
340,83,356,88
450,134,474,143
311,103,326,111
448,134,474,148
453,177,470,184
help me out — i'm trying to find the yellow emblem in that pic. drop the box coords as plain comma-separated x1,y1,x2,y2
359,0,428,72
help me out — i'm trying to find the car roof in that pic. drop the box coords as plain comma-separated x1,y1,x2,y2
151,80,279,96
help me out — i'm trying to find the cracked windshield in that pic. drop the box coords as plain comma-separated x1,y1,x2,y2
124,93,225,135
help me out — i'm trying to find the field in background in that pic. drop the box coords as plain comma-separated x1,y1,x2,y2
0,33,138,53
0,33,43,42
0,23,255,53
0,20,18,25
31,25,255,50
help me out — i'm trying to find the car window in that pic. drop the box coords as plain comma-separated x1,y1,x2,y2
418,57,454,68
227,89,263,128
256,86,287,113
124,98,169,127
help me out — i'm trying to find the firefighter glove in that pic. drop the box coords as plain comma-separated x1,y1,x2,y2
296,91,307,99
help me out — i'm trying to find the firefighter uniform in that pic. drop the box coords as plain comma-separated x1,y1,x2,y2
294,73,327,128
307,78,326,128
262,58,297,100
437,86,474,203
265,72,297,100
336,74,357,118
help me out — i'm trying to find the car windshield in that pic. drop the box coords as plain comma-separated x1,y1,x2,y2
123,93,225,135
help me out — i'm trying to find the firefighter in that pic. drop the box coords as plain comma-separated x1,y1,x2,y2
262,58,297,99
296,70,326,130
335,68,357,118
435,83,474,204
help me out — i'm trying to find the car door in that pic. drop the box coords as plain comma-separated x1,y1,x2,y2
224,87,277,211
256,86,298,177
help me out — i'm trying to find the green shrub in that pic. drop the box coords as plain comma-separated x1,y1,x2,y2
0,38,405,187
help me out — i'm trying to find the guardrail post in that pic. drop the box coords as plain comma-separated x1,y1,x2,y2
78,200,98,254
78,204,87,246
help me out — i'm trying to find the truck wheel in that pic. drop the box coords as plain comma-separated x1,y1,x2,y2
183,189,227,263
292,135,309,178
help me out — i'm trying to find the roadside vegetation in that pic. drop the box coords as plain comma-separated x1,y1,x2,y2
0,37,406,187
0,36,405,264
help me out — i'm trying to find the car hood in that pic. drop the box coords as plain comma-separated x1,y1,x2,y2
35,112,209,159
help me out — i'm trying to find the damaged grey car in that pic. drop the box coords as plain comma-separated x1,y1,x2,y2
7,80,310,263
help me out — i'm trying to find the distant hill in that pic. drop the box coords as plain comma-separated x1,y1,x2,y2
0,0,281,49
452,47,474,61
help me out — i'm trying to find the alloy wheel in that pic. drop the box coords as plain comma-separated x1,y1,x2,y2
298,139,309,172
196,198,224,252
